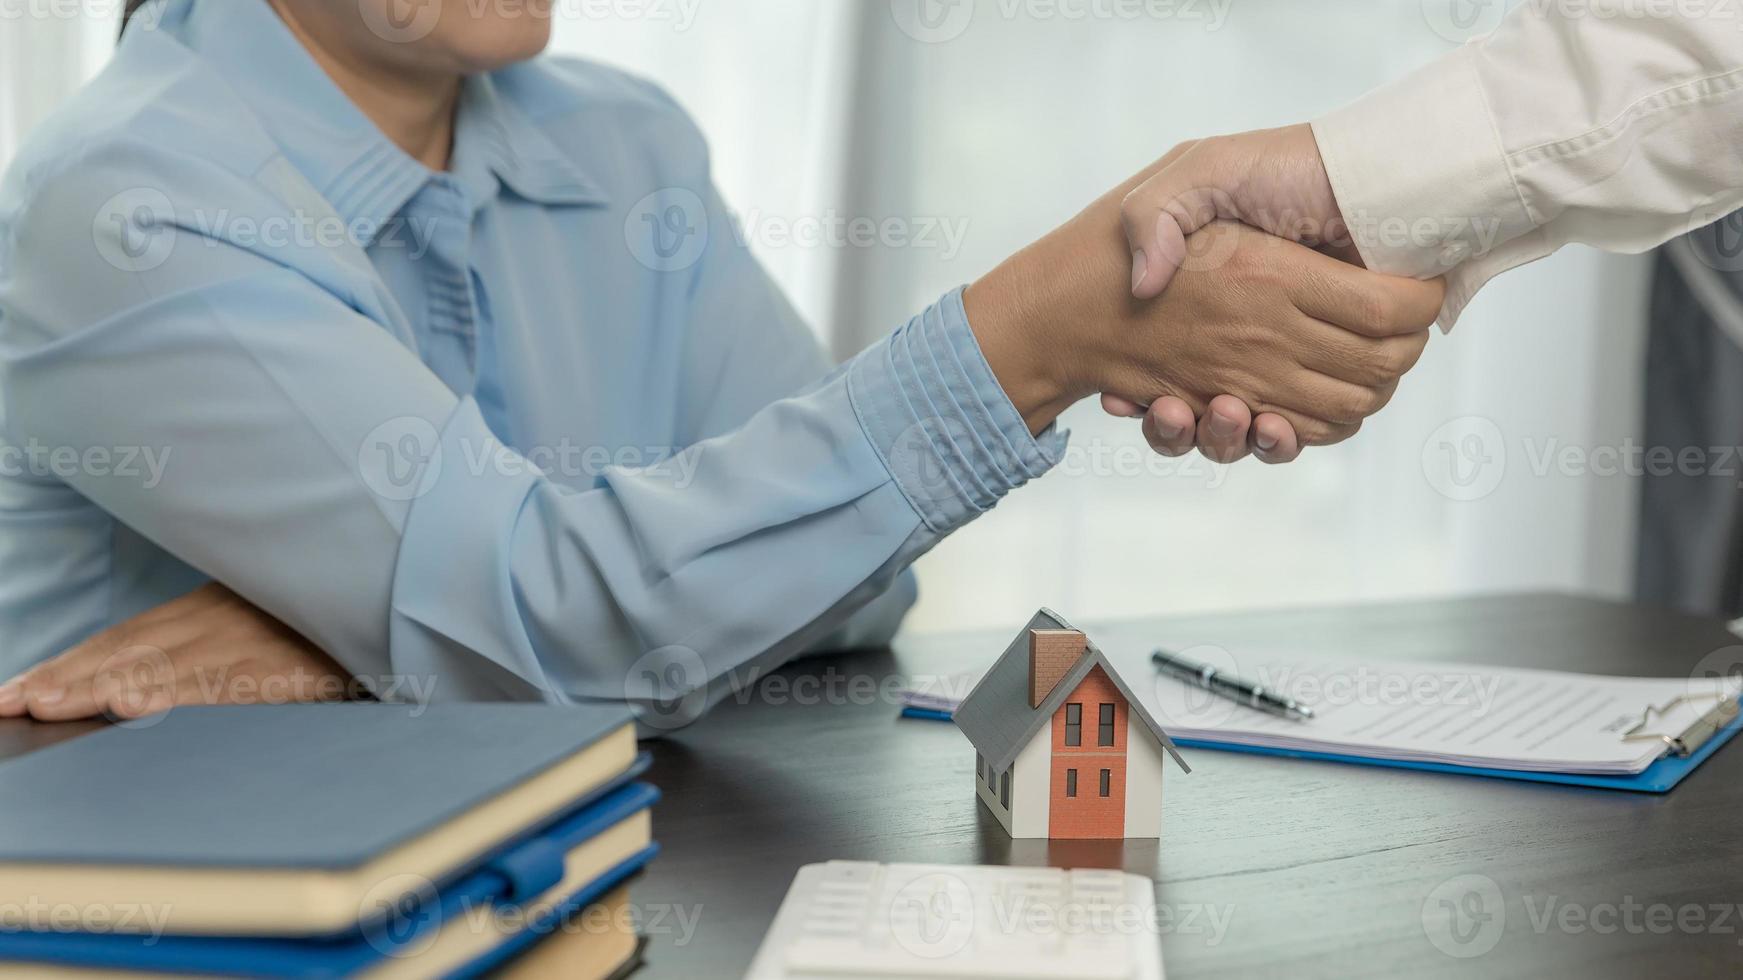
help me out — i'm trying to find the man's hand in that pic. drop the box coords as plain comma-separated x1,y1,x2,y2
964,165,1443,454
0,583,353,722
1122,124,1350,300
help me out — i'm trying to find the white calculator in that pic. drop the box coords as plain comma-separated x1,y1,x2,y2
745,861,1167,979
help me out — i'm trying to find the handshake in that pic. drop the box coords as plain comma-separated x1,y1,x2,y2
965,124,1444,464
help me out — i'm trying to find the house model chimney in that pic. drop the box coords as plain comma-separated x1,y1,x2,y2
1029,628,1086,707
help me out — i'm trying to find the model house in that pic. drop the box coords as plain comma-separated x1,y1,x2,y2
954,609,1183,840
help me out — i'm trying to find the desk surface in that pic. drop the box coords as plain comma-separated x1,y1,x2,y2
634,593,1743,979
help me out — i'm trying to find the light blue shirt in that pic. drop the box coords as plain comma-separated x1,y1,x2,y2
0,0,1063,719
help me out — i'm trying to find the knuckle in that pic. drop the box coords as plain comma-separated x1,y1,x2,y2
1354,291,1392,333
105,621,139,647
1324,388,1371,424
1326,420,1364,445
1369,382,1400,414
1355,386,1387,418
1297,418,1338,445
20,667,57,693
1119,189,1153,227
1381,342,1416,378
1403,332,1432,368
1302,419,1361,446
1342,343,1395,387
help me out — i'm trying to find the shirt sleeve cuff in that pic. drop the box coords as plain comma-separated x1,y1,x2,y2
1312,43,1536,322
847,286,1067,534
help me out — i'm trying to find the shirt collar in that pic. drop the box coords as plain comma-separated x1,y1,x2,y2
183,0,607,235
452,71,611,213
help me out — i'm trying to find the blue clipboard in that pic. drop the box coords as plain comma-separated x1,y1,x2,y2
904,698,1742,793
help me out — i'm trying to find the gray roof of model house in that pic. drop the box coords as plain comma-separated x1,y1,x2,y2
953,608,1188,776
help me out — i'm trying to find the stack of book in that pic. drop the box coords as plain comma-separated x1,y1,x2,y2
0,703,657,978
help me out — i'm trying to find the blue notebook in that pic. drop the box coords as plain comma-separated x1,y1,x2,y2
0,778,661,977
0,704,644,937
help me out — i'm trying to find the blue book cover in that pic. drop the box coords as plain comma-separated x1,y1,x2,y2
0,779,662,978
0,704,642,937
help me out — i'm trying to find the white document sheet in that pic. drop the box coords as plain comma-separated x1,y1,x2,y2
904,657,1742,776
1143,657,1742,775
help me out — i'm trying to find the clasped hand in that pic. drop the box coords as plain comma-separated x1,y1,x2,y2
966,130,1443,462
1106,123,1440,462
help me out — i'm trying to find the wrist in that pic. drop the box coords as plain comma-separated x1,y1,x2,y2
964,184,1144,434
962,249,1087,435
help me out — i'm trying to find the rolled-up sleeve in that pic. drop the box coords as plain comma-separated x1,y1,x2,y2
1313,3,1743,328
0,142,1062,721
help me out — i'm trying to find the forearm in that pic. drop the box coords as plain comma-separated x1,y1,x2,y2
397,296,1062,711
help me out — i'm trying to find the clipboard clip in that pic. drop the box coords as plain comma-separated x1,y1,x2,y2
1621,693,1742,758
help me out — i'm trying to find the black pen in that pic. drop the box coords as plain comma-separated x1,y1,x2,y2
1151,649,1315,721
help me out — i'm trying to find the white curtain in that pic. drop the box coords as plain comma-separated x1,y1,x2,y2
553,0,1652,633
550,4,869,343
4,0,1653,634
0,2,115,166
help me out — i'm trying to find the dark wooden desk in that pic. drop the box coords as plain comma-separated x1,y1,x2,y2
634,593,1743,979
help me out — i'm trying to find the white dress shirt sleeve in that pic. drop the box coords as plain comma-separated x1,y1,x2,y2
1312,2,1743,328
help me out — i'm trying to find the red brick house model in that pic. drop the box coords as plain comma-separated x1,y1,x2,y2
954,609,1185,839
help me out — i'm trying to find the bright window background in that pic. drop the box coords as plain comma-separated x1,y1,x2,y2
550,0,1651,634
3,1,1653,636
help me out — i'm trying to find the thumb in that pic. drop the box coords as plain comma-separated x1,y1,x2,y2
1120,149,1240,300
1122,125,1340,299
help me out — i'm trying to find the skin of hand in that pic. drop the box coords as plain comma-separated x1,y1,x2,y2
0,583,352,722
1103,124,1365,459
962,165,1444,455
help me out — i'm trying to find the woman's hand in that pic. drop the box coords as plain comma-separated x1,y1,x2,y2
0,583,353,722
